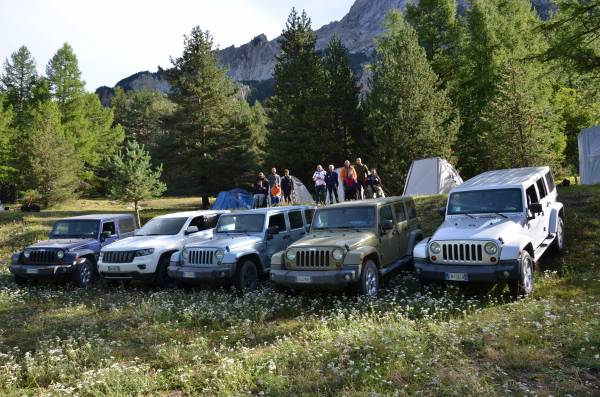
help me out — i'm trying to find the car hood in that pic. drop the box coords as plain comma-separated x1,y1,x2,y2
293,230,377,249
103,235,182,251
28,238,96,250
432,216,526,242
187,234,264,250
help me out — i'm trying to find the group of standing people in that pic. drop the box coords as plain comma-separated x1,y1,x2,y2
312,158,384,205
252,168,295,208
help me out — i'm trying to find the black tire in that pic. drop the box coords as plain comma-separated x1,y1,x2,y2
235,260,259,292
14,275,28,286
72,259,94,288
509,251,534,299
155,256,175,288
553,217,566,253
357,260,379,297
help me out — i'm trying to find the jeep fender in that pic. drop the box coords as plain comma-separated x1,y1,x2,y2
74,249,97,264
271,251,284,268
547,202,565,234
344,246,379,267
170,251,181,266
413,238,430,260
406,229,424,255
226,250,265,273
499,239,534,262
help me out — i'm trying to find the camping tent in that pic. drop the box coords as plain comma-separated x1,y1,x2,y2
290,176,315,204
212,189,253,210
579,125,600,185
403,157,463,196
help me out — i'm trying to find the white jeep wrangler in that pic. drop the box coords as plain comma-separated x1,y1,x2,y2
413,166,565,297
97,210,228,287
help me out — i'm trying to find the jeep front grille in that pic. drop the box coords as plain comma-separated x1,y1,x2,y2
103,251,136,264
28,250,58,264
294,250,333,269
441,243,483,263
188,250,214,266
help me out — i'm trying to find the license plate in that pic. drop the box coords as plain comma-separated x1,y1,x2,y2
183,272,196,279
108,266,121,272
445,272,468,282
26,268,38,274
295,275,312,283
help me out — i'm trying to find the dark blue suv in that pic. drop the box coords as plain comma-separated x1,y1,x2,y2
9,214,136,287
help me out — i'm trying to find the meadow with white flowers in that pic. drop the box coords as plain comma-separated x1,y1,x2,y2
0,188,598,396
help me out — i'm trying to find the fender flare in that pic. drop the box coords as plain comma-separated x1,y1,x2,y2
500,239,534,261
233,250,265,273
548,203,565,234
75,249,98,264
344,246,379,267
407,229,424,255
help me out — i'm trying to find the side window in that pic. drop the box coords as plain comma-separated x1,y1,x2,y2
102,222,116,235
536,178,547,199
405,200,417,219
189,216,209,231
545,171,555,193
305,209,315,225
268,213,287,232
394,202,407,223
118,217,135,234
526,185,539,205
379,205,394,224
288,211,304,229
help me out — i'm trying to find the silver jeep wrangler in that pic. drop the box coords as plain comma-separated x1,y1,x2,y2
413,166,565,297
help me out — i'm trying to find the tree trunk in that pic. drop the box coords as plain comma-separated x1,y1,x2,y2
134,200,141,228
202,195,210,209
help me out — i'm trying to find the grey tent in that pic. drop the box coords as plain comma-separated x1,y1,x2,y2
403,157,463,196
290,176,315,204
579,125,600,185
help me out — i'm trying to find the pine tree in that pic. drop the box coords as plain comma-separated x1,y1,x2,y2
165,27,252,206
480,63,565,169
0,46,37,125
0,94,16,183
20,101,81,206
322,35,362,163
108,140,166,227
267,8,328,180
45,43,85,120
364,11,460,194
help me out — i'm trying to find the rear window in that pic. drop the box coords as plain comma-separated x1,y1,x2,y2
405,201,417,219
536,178,547,199
394,203,407,222
119,217,135,233
545,171,555,193
288,211,304,229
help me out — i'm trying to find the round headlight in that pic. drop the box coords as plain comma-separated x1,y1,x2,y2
484,242,498,255
56,250,65,259
182,248,189,260
430,242,442,255
23,250,31,259
332,248,344,261
286,250,296,261
215,249,225,261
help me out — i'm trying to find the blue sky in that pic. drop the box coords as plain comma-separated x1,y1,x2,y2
0,0,355,90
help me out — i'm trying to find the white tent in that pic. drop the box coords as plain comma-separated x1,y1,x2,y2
403,157,463,196
579,126,600,185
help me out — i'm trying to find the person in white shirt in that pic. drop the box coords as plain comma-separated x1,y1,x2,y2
312,165,327,205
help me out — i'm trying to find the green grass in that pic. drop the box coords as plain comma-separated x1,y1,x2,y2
0,189,598,396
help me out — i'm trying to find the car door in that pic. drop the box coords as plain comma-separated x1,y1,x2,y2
287,210,307,243
394,202,409,258
378,205,397,267
100,220,118,247
265,213,289,267
525,184,546,248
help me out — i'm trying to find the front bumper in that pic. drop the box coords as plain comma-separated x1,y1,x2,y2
167,265,234,281
414,258,519,282
270,265,360,286
98,260,156,280
9,263,76,278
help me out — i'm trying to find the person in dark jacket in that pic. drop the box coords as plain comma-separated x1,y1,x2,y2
365,168,384,198
354,157,370,200
325,165,339,204
281,169,294,204
253,172,270,208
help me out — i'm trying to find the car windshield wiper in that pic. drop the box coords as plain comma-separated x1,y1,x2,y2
452,212,475,219
491,212,508,219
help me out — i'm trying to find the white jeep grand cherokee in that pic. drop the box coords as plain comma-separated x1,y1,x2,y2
98,210,228,287
413,166,565,297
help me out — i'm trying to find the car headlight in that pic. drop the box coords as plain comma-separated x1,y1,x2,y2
429,242,442,255
23,250,31,259
56,250,65,259
286,250,296,261
484,242,498,255
332,248,344,261
215,249,225,261
135,248,155,257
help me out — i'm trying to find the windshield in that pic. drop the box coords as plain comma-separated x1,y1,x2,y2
216,214,265,233
136,217,187,236
51,220,99,238
447,188,524,215
312,207,375,229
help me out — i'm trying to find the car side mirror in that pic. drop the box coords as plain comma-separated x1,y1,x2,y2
438,207,446,219
185,226,199,235
381,220,394,232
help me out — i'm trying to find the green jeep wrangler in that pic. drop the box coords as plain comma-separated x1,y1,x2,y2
270,197,423,296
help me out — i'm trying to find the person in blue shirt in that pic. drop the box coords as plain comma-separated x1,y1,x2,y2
325,165,340,204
